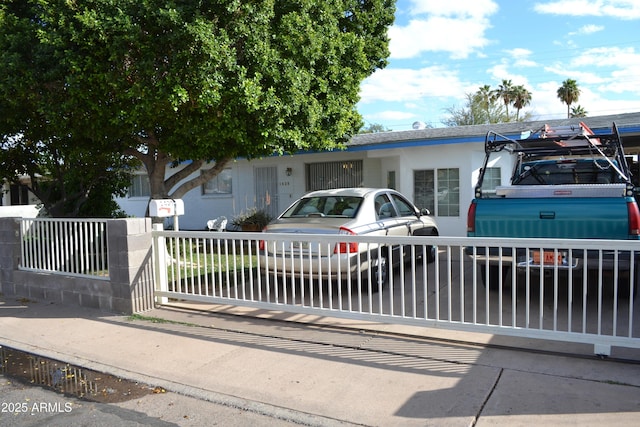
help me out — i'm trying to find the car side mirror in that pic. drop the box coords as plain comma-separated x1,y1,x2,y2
419,208,431,216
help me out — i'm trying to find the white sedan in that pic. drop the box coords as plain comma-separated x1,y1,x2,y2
259,188,439,285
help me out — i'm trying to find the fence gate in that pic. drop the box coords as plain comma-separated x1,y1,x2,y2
152,231,640,356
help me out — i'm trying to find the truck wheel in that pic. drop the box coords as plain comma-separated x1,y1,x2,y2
618,270,639,300
586,269,639,300
479,265,508,290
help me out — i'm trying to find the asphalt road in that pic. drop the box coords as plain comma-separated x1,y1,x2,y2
0,374,316,427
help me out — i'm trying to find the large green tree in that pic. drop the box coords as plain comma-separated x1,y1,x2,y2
0,134,134,217
557,79,581,119
0,0,395,214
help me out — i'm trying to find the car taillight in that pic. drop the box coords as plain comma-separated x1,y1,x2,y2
467,201,477,234
334,227,358,254
258,227,268,250
628,201,640,236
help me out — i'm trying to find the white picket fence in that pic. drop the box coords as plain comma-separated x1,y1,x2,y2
19,218,110,279
152,229,640,356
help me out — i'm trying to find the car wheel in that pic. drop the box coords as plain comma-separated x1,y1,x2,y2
426,244,437,264
412,229,438,264
372,254,388,288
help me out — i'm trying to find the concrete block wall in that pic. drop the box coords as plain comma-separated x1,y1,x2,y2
0,218,21,295
0,217,155,314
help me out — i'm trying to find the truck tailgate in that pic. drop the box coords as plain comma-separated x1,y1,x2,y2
473,197,632,239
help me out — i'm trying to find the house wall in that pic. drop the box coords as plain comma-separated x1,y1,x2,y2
114,139,517,236
369,141,488,236
115,151,383,231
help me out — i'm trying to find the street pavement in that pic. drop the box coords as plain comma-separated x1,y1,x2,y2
0,373,299,427
1,296,640,426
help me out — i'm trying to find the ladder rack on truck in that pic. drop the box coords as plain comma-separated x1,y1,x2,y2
475,122,633,198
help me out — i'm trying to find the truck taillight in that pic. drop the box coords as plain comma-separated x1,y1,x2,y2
467,202,477,233
334,227,358,254
628,201,640,236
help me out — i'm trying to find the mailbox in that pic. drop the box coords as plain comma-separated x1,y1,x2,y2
149,199,184,217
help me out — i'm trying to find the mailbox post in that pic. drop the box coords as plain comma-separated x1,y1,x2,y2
149,199,184,305
148,199,185,230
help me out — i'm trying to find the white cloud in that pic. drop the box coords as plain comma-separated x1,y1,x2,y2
544,67,609,86
408,0,499,18
533,83,640,119
606,68,640,95
526,82,599,120
534,1,640,19
389,0,499,59
359,66,465,104
573,46,640,68
504,48,538,67
570,24,605,35
487,68,533,90
548,47,640,95
365,110,418,122
507,48,533,58
358,1,640,130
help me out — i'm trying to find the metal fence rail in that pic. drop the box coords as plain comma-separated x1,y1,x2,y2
19,218,109,279
152,230,640,355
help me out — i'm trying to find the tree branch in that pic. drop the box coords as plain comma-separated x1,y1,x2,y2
164,159,205,192
169,157,232,199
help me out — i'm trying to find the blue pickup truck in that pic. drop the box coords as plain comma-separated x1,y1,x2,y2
467,122,640,298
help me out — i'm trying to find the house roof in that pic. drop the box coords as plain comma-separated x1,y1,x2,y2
348,112,640,153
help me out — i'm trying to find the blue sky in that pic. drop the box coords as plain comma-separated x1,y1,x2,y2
357,0,640,130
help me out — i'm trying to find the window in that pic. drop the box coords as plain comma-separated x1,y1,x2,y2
305,160,363,191
390,194,416,216
437,168,459,216
129,174,150,198
483,167,502,191
414,168,460,217
283,196,362,218
414,170,435,213
375,194,394,219
203,168,232,195
387,171,396,189
10,184,30,205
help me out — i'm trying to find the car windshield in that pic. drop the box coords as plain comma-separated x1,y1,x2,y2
282,196,363,218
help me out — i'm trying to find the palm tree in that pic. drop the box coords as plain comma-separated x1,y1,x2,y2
557,79,581,118
474,85,496,123
496,79,514,119
570,105,587,118
512,85,532,120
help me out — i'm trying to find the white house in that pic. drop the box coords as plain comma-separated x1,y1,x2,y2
0,175,41,218
116,112,640,236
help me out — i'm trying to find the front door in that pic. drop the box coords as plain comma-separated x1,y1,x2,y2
254,166,279,218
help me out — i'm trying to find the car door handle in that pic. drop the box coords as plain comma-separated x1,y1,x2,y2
539,211,555,219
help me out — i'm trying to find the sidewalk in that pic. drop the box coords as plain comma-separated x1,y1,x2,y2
1,296,639,426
